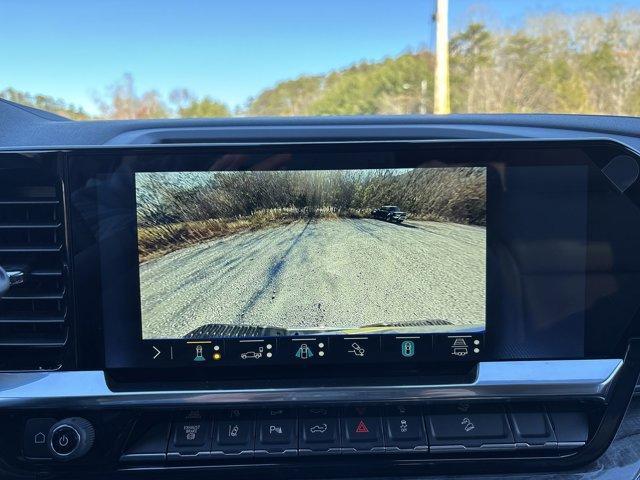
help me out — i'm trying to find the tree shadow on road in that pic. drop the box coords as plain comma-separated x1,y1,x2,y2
368,217,420,230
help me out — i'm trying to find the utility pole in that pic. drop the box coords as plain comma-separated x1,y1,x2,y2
433,0,450,114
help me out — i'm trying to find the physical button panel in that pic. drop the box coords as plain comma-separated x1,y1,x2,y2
114,403,588,463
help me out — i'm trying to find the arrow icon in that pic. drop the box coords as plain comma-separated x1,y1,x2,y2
152,346,161,359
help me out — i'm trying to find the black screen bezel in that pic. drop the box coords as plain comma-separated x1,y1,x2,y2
62,139,640,376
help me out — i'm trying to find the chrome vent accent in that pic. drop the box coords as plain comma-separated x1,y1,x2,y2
0,166,69,370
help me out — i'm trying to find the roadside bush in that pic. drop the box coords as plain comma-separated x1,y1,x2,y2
136,168,486,262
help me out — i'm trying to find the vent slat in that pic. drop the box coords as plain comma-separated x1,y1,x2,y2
0,222,61,229
0,245,62,253
0,167,69,371
0,200,59,205
0,317,66,325
2,292,65,300
31,269,63,277
0,337,67,347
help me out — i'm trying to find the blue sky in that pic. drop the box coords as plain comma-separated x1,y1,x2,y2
1,0,636,114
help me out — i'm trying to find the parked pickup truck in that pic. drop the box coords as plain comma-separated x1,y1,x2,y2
371,205,408,223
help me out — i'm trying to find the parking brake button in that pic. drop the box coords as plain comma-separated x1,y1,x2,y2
255,409,297,456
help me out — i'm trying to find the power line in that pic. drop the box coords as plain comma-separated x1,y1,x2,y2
433,0,451,114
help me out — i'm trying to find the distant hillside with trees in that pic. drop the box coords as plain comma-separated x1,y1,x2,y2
0,87,90,120
2,10,640,119
246,11,640,117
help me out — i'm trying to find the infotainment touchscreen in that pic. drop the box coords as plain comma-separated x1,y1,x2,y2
69,140,636,370
135,167,487,340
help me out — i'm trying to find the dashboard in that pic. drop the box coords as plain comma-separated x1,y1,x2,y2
1,99,640,479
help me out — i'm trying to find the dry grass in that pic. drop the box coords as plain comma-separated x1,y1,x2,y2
137,168,486,263
138,208,363,263
137,206,469,264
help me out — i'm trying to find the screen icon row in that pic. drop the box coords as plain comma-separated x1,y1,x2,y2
146,333,483,366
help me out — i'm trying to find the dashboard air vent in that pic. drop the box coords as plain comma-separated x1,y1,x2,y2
0,165,69,370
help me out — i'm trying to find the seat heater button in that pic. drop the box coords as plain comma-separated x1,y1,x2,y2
384,406,428,452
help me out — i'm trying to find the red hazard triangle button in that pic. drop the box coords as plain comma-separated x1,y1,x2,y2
345,414,380,446
355,420,369,433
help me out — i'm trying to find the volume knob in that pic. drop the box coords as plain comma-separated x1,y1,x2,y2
48,417,94,461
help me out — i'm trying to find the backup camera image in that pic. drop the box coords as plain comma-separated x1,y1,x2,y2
136,168,486,339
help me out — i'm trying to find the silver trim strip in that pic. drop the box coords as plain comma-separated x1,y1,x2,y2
0,359,622,409
0,136,633,152
430,443,516,453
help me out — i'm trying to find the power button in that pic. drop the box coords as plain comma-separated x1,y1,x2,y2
51,425,81,456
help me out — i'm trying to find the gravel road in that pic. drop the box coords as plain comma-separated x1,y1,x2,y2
140,218,486,339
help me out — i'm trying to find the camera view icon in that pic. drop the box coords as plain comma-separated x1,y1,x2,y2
401,340,415,357
450,337,469,357
348,342,366,357
193,344,205,362
295,343,314,359
240,347,263,360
